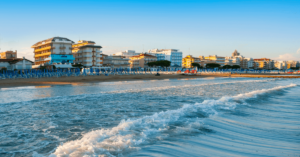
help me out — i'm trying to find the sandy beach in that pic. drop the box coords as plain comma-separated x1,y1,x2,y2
1,73,299,88
0,74,230,88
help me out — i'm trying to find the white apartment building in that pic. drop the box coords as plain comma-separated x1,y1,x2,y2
0,57,33,70
148,49,182,67
72,40,102,67
244,58,254,68
113,50,140,59
274,61,287,70
31,37,75,66
102,55,130,68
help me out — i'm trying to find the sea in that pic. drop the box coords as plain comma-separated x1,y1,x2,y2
0,77,299,157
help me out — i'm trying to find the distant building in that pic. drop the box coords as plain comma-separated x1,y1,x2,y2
129,54,157,68
198,56,217,67
72,40,102,67
148,49,182,67
0,57,33,70
182,55,201,68
204,55,226,66
253,58,274,69
102,55,130,68
232,49,240,57
113,50,140,59
274,61,287,70
286,60,299,69
226,50,254,69
0,50,17,59
31,37,75,66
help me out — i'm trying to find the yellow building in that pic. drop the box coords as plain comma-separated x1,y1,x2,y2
0,50,17,59
182,55,200,68
253,58,274,69
204,55,225,66
129,54,157,68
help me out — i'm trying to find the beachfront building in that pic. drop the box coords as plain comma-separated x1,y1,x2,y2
226,50,255,69
113,50,140,59
182,55,201,68
253,58,274,69
102,55,130,68
286,60,300,69
148,49,182,67
0,50,17,59
274,61,287,70
129,54,157,69
31,37,75,66
0,57,33,70
198,56,217,67
72,40,102,67
204,55,226,66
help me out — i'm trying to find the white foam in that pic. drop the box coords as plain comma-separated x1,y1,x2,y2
45,83,296,157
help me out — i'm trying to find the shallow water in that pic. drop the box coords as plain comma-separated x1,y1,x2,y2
0,77,299,157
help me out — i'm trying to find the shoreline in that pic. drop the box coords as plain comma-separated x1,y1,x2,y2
0,74,229,88
0,73,299,88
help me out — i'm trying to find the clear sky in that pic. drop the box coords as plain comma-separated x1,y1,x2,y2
0,0,299,61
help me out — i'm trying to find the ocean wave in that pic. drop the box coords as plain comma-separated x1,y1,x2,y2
0,79,277,106
35,83,296,157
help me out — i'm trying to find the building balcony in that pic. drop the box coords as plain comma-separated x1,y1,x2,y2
35,52,51,57
35,46,53,53
60,47,66,50
82,54,92,57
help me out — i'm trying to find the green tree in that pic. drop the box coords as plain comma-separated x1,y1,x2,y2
147,60,171,67
231,65,241,69
222,65,232,69
72,63,84,69
206,63,221,68
191,63,202,69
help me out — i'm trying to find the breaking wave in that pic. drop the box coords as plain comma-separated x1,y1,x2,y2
37,83,297,157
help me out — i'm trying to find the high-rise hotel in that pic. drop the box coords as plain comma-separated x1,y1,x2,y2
72,40,102,67
31,37,75,65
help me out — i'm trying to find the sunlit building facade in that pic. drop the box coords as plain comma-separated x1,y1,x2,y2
0,50,17,59
182,55,201,68
129,54,157,68
148,49,182,67
31,37,75,65
72,40,102,67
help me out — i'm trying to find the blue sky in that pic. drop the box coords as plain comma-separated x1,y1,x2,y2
0,0,299,61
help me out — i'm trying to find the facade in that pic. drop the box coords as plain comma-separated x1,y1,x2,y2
226,50,254,69
72,40,102,67
274,61,287,70
0,57,33,70
113,50,140,59
182,55,201,68
129,54,157,68
0,50,17,59
204,55,226,66
102,55,130,68
244,58,254,68
148,49,182,67
31,37,75,65
232,49,240,57
253,58,274,69
286,60,300,69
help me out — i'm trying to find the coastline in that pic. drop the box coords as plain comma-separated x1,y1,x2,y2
0,74,229,88
1,73,299,88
